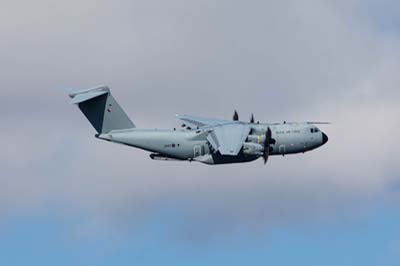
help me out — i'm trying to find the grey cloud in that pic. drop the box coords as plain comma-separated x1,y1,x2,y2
1,0,399,240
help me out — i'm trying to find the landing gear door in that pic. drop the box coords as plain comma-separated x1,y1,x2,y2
194,145,202,158
279,144,286,155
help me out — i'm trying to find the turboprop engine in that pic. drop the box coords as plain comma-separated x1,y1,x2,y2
243,142,264,156
243,127,276,164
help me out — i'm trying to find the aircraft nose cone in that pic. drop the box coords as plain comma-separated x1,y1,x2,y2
322,132,328,145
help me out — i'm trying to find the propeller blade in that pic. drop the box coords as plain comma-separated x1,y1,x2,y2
263,127,272,164
233,110,239,121
263,151,269,164
250,113,255,123
266,126,272,141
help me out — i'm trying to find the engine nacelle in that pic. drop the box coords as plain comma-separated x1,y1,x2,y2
243,142,264,156
246,134,266,144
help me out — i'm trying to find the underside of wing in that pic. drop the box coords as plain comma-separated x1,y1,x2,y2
176,114,231,128
207,123,251,156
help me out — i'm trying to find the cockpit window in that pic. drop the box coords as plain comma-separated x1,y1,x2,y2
310,128,319,133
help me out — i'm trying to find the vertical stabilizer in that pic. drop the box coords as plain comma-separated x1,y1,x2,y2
69,86,135,133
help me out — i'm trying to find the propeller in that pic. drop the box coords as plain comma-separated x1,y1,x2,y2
233,110,239,121
250,113,255,123
263,127,271,164
263,127,276,164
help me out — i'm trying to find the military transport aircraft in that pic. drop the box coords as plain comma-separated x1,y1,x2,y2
69,86,329,165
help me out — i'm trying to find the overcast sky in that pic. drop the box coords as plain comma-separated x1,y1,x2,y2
1,0,400,265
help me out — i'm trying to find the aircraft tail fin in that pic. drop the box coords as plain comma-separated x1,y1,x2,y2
69,86,135,134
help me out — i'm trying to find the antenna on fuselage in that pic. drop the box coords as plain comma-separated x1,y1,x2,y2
250,113,255,123
233,110,239,121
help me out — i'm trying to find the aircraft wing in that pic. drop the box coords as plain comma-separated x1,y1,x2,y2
207,123,251,156
176,114,230,128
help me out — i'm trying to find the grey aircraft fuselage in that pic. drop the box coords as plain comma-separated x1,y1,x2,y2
96,122,328,165
68,86,329,165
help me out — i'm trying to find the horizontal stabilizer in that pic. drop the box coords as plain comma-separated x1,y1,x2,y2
70,90,108,104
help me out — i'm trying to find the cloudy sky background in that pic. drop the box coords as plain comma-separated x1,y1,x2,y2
1,0,400,265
